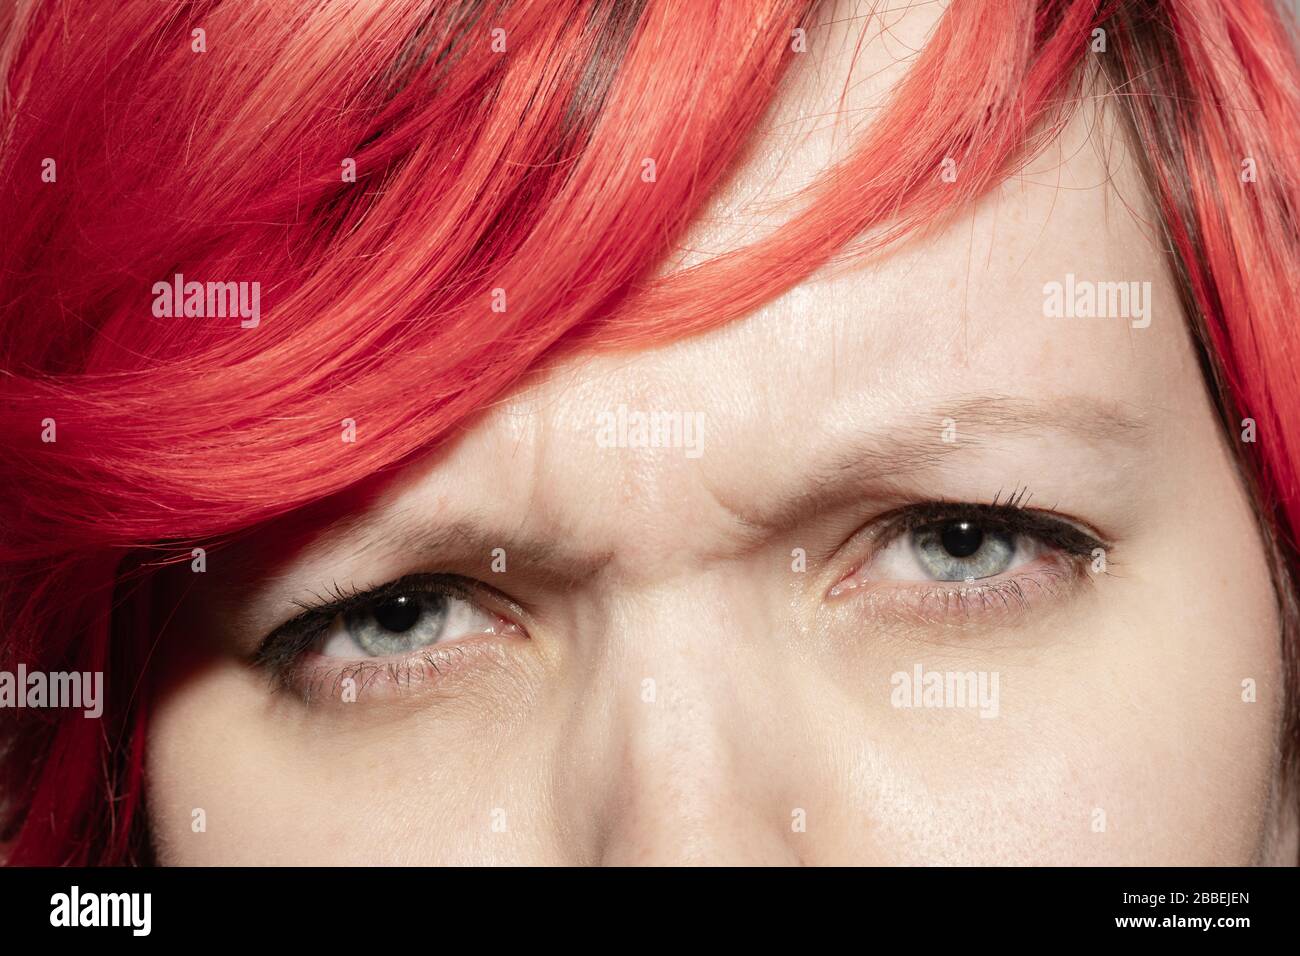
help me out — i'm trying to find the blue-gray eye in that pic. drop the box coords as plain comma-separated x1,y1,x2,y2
912,520,1016,581
318,589,502,658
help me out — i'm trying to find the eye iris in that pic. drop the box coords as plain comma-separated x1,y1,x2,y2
912,520,1015,581
940,521,983,558
343,591,450,657
372,594,421,633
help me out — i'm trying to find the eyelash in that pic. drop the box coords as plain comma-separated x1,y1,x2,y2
252,574,520,699
252,491,1111,697
829,489,1111,619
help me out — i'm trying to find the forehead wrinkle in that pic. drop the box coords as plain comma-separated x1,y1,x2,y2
246,392,1149,594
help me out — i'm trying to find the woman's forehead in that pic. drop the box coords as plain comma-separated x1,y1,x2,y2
185,1,1211,610
478,106,1185,467
231,110,1194,606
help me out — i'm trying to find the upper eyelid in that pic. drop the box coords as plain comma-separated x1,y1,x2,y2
252,573,485,667
248,574,533,665
829,500,1111,588
292,574,474,620
885,503,1109,548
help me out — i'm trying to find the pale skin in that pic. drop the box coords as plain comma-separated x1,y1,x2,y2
146,3,1296,865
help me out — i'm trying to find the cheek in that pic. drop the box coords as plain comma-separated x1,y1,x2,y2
1089,477,1285,863
814,490,1283,865
146,663,363,865
146,656,555,864
818,634,1279,865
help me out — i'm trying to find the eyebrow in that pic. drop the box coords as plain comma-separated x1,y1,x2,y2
236,392,1148,611
320,512,614,591
221,511,612,638
724,393,1150,536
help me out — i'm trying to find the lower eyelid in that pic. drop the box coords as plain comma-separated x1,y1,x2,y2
827,551,1094,623
277,633,520,706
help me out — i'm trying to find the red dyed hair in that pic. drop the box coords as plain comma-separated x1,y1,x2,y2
1,0,1298,864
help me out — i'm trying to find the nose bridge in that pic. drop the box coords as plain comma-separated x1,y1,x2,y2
574,575,803,865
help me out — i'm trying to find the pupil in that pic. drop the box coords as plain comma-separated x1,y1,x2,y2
372,595,421,633
940,521,984,558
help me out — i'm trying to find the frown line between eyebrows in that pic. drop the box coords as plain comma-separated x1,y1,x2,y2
222,392,1149,633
